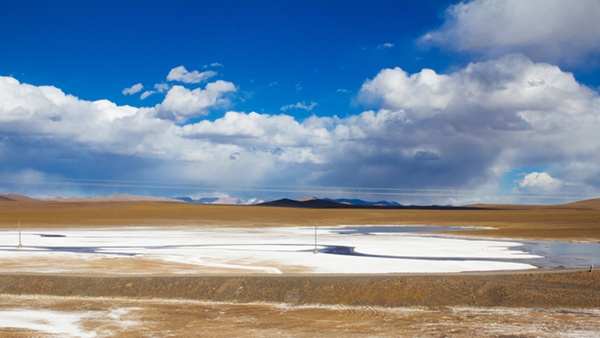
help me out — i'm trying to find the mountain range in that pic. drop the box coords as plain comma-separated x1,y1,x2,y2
2,193,599,210
257,198,471,209
0,193,407,207
174,196,264,205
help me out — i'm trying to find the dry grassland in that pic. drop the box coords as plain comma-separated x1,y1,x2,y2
1,199,600,241
0,271,599,337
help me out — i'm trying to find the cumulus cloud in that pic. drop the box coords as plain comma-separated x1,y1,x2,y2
135,66,218,102
422,0,600,66
0,77,190,197
122,83,143,95
155,80,236,122
358,54,599,133
518,172,561,191
280,101,318,112
182,111,330,149
167,66,217,84
351,54,600,197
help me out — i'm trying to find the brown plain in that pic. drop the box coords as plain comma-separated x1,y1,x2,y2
2,198,600,241
1,197,600,336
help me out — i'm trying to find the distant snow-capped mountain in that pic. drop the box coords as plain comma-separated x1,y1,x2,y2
174,196,264,205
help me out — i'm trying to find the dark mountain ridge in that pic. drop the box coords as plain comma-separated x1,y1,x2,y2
258,198,480,210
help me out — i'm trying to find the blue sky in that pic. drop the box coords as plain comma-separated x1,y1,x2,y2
2,0,600,204
2,0,453,116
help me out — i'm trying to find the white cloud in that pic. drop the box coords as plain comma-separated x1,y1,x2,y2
139,83,170,100
377,43,395,49
358,67,453,114
140,91,154,100
518,172,561,191
122,83,143,95
0,76,271,191
0,76,176,152
181,111,330,150
422,0,600,66
280,101,318,112
204,62,224,68
358,54,599,132
352,54,600,198
167,66,217,84
154,83,170,92
155,80,236,122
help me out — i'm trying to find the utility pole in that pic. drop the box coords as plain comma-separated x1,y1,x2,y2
313,221,318,254
17,220,23,249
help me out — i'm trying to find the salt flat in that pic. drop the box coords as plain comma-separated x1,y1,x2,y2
0,226,539,274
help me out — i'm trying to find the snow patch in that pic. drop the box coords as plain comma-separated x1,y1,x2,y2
0,309,98,338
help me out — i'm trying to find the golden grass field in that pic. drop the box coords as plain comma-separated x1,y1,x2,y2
1,197,599,337
1,198,600,241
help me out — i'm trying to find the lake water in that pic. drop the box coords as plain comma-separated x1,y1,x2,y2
327,226,600,270
520,240,600,269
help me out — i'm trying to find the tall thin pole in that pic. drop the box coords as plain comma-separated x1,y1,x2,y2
313,221,318,254
17,219,23,249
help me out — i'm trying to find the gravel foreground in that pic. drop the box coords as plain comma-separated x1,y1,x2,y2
1,270,598,308
1,270,599,337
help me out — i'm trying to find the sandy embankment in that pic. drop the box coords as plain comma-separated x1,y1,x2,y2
1,269,600,336
1,269,598,308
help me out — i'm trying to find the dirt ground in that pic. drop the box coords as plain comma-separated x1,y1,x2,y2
1,294,599,337
1,270,599,308
1,199,600,337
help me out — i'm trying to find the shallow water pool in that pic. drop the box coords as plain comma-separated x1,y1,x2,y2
328,225,600,270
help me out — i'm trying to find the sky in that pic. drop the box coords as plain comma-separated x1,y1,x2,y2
1,0,600,204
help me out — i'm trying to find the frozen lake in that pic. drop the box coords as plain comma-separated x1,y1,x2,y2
0,225,595,274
